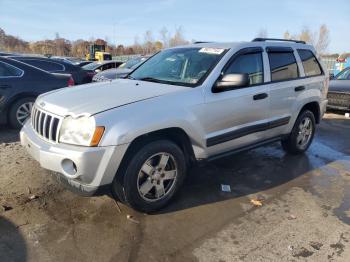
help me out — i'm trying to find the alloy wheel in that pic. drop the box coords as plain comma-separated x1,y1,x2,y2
137,152,178,202
16,102,33,126
296,116,313,149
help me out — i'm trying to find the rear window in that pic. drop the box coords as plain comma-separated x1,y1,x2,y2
268,52,299,81
0,62,23,77
297,49,323,77
20,59,65,72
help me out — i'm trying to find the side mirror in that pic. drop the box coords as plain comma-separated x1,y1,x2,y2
329,74,334,80
213,73,249,92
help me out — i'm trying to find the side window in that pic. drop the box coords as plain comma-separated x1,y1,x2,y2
103,63,113,70
268,51,299,81
0,62,23,77
297,49,323,77
225,52,264,85
22,60,64,72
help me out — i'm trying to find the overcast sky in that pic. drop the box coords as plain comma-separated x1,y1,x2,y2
1,0,349,53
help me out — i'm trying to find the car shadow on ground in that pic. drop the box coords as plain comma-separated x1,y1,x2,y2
0,216,27,262
156,141,343,214
0,125,20,144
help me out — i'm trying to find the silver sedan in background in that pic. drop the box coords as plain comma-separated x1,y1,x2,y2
92,56,150,82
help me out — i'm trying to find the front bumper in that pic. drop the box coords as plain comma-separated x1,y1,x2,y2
320,99,328,117
20,121,129,195
327,92,350,111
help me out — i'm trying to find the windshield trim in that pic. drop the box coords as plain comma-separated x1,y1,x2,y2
129,48,229,88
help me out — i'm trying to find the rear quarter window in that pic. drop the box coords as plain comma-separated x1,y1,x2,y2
0,62,23,77
297,49,323,77
21,59,65,72
268,51,299,82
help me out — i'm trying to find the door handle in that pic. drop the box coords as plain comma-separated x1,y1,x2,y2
253,93,268,100
295,86,305,92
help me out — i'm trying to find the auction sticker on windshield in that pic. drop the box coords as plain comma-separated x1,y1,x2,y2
199,48,225,55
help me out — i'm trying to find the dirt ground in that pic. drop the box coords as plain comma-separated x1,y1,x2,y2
1,113,350,262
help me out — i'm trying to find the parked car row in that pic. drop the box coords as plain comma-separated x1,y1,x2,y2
0,52,147,128
0,57,74,128
7,56,95,85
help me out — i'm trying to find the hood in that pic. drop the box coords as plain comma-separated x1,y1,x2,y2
36,78,188,116
329,80,350,93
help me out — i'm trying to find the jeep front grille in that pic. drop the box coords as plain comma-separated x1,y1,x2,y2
31,106,62,143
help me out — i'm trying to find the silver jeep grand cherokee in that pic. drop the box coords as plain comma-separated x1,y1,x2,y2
21,38,328,212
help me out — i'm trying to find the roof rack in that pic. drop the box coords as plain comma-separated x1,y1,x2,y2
193,41,212,44
252,38,306,44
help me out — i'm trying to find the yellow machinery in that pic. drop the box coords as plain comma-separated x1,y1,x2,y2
86,44,112,61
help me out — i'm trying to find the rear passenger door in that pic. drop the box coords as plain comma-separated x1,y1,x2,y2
0,61,25,108
265,47,302,137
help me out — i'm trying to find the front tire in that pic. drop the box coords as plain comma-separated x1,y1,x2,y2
112,140,187,213
281,110,316,155
8,98,35,129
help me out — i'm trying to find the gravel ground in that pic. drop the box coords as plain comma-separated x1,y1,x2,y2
1,113,350,262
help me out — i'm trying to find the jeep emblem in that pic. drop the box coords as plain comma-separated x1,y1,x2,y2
40,102,45,107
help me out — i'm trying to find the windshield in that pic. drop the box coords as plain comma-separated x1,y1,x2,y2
129,47,227,87
335,68,350,80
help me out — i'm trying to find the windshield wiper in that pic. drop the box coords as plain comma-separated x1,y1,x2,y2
126,75,135,80
138,77,163,83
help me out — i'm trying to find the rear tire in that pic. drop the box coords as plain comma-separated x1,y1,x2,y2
112,140,186,213
8,97,35,129
281,110,316,155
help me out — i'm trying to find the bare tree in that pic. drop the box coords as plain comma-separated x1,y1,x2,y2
283,31,291,40
169,26,188,47
159,27,169,48
298,26,316,45
0,26,193,57
256,28,268,38
143,30,155,54
0,28,5,49
315,24,330,54
283,25,330,55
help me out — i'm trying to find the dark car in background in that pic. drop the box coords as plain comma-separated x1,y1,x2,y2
327,67,350,112
92,56,150,82
8,56,95,84
0,57,74,128
50,56,93,67
82,60,123,74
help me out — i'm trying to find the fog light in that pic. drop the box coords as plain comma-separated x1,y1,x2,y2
61,159,78,177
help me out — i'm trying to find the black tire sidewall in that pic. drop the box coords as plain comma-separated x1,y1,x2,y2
8,97,35,129
289,110,316,153
122,140,186,213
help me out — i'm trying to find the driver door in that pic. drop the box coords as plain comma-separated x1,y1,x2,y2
203,48,271,157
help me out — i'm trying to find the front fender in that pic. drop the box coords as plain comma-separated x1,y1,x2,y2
94,89,207,158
